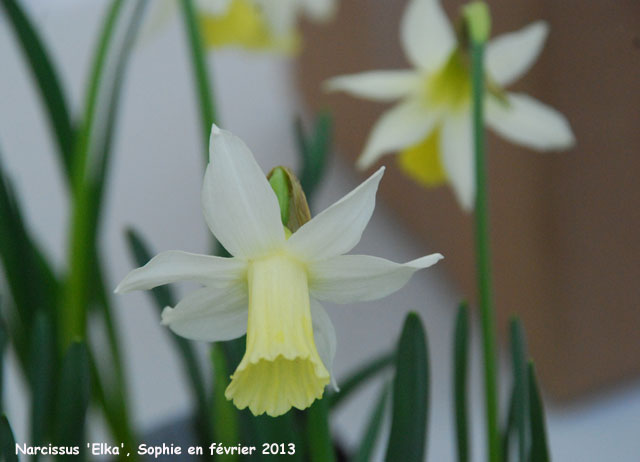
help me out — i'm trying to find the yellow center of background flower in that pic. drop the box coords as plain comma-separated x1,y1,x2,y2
398,128,447,187
225,254,329,417
425,49,471,111
199,0,300,53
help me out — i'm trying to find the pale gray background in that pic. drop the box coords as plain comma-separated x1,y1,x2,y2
1,1,639,460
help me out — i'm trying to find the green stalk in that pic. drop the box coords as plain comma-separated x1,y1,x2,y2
307,399,336,462
61,0,126,351
470,32,501,462
180,0,218,159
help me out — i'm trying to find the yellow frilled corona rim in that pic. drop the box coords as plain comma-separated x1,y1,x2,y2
225,255,329,417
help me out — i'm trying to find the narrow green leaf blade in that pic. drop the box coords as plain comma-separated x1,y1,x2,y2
354,383,390,462
0,415,18,462
296,112,332,202
528,363,550,462
73,0,125,190
54,342,90,452
385,312,429,462
0,311,6,410
328,352,394,409
502,384,517,462
0,160,58,367
0,0,75,177
454,302,470,462
509,318,529,462
29,312,56,452
307,398,335,462
211,344,239,462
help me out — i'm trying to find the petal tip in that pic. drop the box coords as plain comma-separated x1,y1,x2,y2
114,281,126,294
160,306,174,325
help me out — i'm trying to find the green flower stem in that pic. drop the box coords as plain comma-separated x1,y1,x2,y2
307,398,336,462
470,38,501,462
180,0,218,160
61,0,126,351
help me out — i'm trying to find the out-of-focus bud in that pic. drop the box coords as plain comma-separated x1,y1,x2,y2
462,1,491,44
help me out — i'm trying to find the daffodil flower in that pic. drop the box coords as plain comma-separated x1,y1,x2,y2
326,0,575,210
198,0,337,53
115,125,442,417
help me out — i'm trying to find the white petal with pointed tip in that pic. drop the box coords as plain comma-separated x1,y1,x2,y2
161,284,248,342
357,101,439,170
115,251,246,293
441,114,475,211
325,70,421,102
310,299,338,391
401,0,456,71
285,168,384,261
486,21,549,86
202,125,285,259
308,253,443,304
486,93,575,151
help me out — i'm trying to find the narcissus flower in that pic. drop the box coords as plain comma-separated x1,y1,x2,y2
198,0,337,53
115,125,442,417
326,0,575,210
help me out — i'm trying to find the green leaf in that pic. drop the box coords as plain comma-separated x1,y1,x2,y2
72,0,125,190
0,0,75,178
528,363,550,462
29,312,57,453
180,0,218,159
125,228,212,445
385,313,429,462
0,415,18,462
454,302,470,462
211,345,239,462
307,398,335,462
509,318,529,462
501,384,517,462
54,342,90,452
295,112,332,202
0,310,6,411
354,383,390,462
328,352,394,410
0,160,58,368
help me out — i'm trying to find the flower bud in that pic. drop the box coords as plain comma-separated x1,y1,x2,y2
267,167,311,232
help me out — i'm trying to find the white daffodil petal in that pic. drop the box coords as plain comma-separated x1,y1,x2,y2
310,299,338,391
196,0,233,15
202,125,285,259
255,0,298,37
115,251,246,293
401,0,456,71
357,101,439,169
486,93,575,151
286,168,384,261
161,284,248,342
300,0,336,22
308,253,443,304
325,70,422,102
441,114,475,211
486,21,549,86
